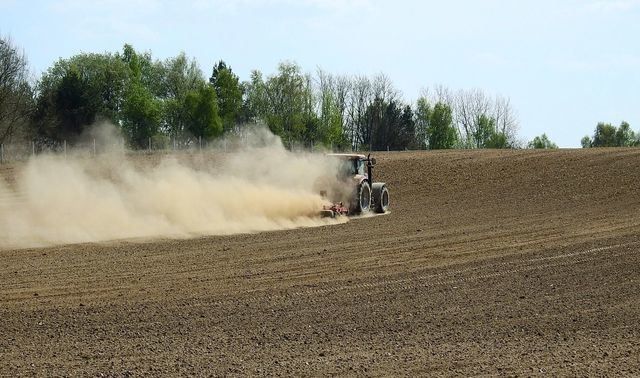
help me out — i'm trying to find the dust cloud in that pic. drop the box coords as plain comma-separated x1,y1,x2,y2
0,126,348,249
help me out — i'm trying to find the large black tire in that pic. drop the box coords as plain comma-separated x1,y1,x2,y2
351,181,371,215
372,183,389,213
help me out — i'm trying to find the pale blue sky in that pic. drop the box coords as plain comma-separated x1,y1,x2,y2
1,0,638,147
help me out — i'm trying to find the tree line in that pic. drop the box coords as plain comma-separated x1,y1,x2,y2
8,36,633,151
1,36,532,151
580,121,638,148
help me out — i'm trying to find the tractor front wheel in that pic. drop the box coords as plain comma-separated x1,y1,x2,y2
351,181,371,215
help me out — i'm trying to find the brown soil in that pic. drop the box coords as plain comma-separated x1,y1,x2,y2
1,149,639,376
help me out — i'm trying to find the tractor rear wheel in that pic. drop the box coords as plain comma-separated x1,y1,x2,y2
372,183,389,213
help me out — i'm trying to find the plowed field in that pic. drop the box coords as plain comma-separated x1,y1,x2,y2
1,149,639,376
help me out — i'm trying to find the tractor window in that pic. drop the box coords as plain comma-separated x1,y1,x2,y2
338,160,356,177
356,160,365,175
336,158,365,177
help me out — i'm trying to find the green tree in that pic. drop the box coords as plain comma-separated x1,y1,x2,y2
363,97,383,150
0,35,34,143
159,52,206,139
318,94,349,149
369,100,413,151
314,69,350,150
427,102,457,149
414,97,431,149
474,114,495,148
209,61,243,132
398,105,417,149
528,133,558,149
243,70,266,123
245,62,314,145
160,52,204,99
237,80,256,124
121,81,161,148
592,122,618,147
614,121,636,146
184,85,222,140
584,121,637,147
120,44,164,97
485,132,509,148
470,113,510,148
54,67,96,138
33,52,129,142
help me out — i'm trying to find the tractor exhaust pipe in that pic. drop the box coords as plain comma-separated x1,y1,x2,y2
367,154,375,183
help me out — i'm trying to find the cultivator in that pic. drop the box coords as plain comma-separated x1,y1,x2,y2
320,202,349,218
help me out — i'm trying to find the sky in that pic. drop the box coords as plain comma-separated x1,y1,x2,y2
1,0,638,147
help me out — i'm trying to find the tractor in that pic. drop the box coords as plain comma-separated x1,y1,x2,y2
320,153,390,218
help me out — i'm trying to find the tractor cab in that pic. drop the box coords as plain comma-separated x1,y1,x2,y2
328,154,371,180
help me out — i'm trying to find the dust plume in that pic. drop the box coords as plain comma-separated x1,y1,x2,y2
0,126,347,249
